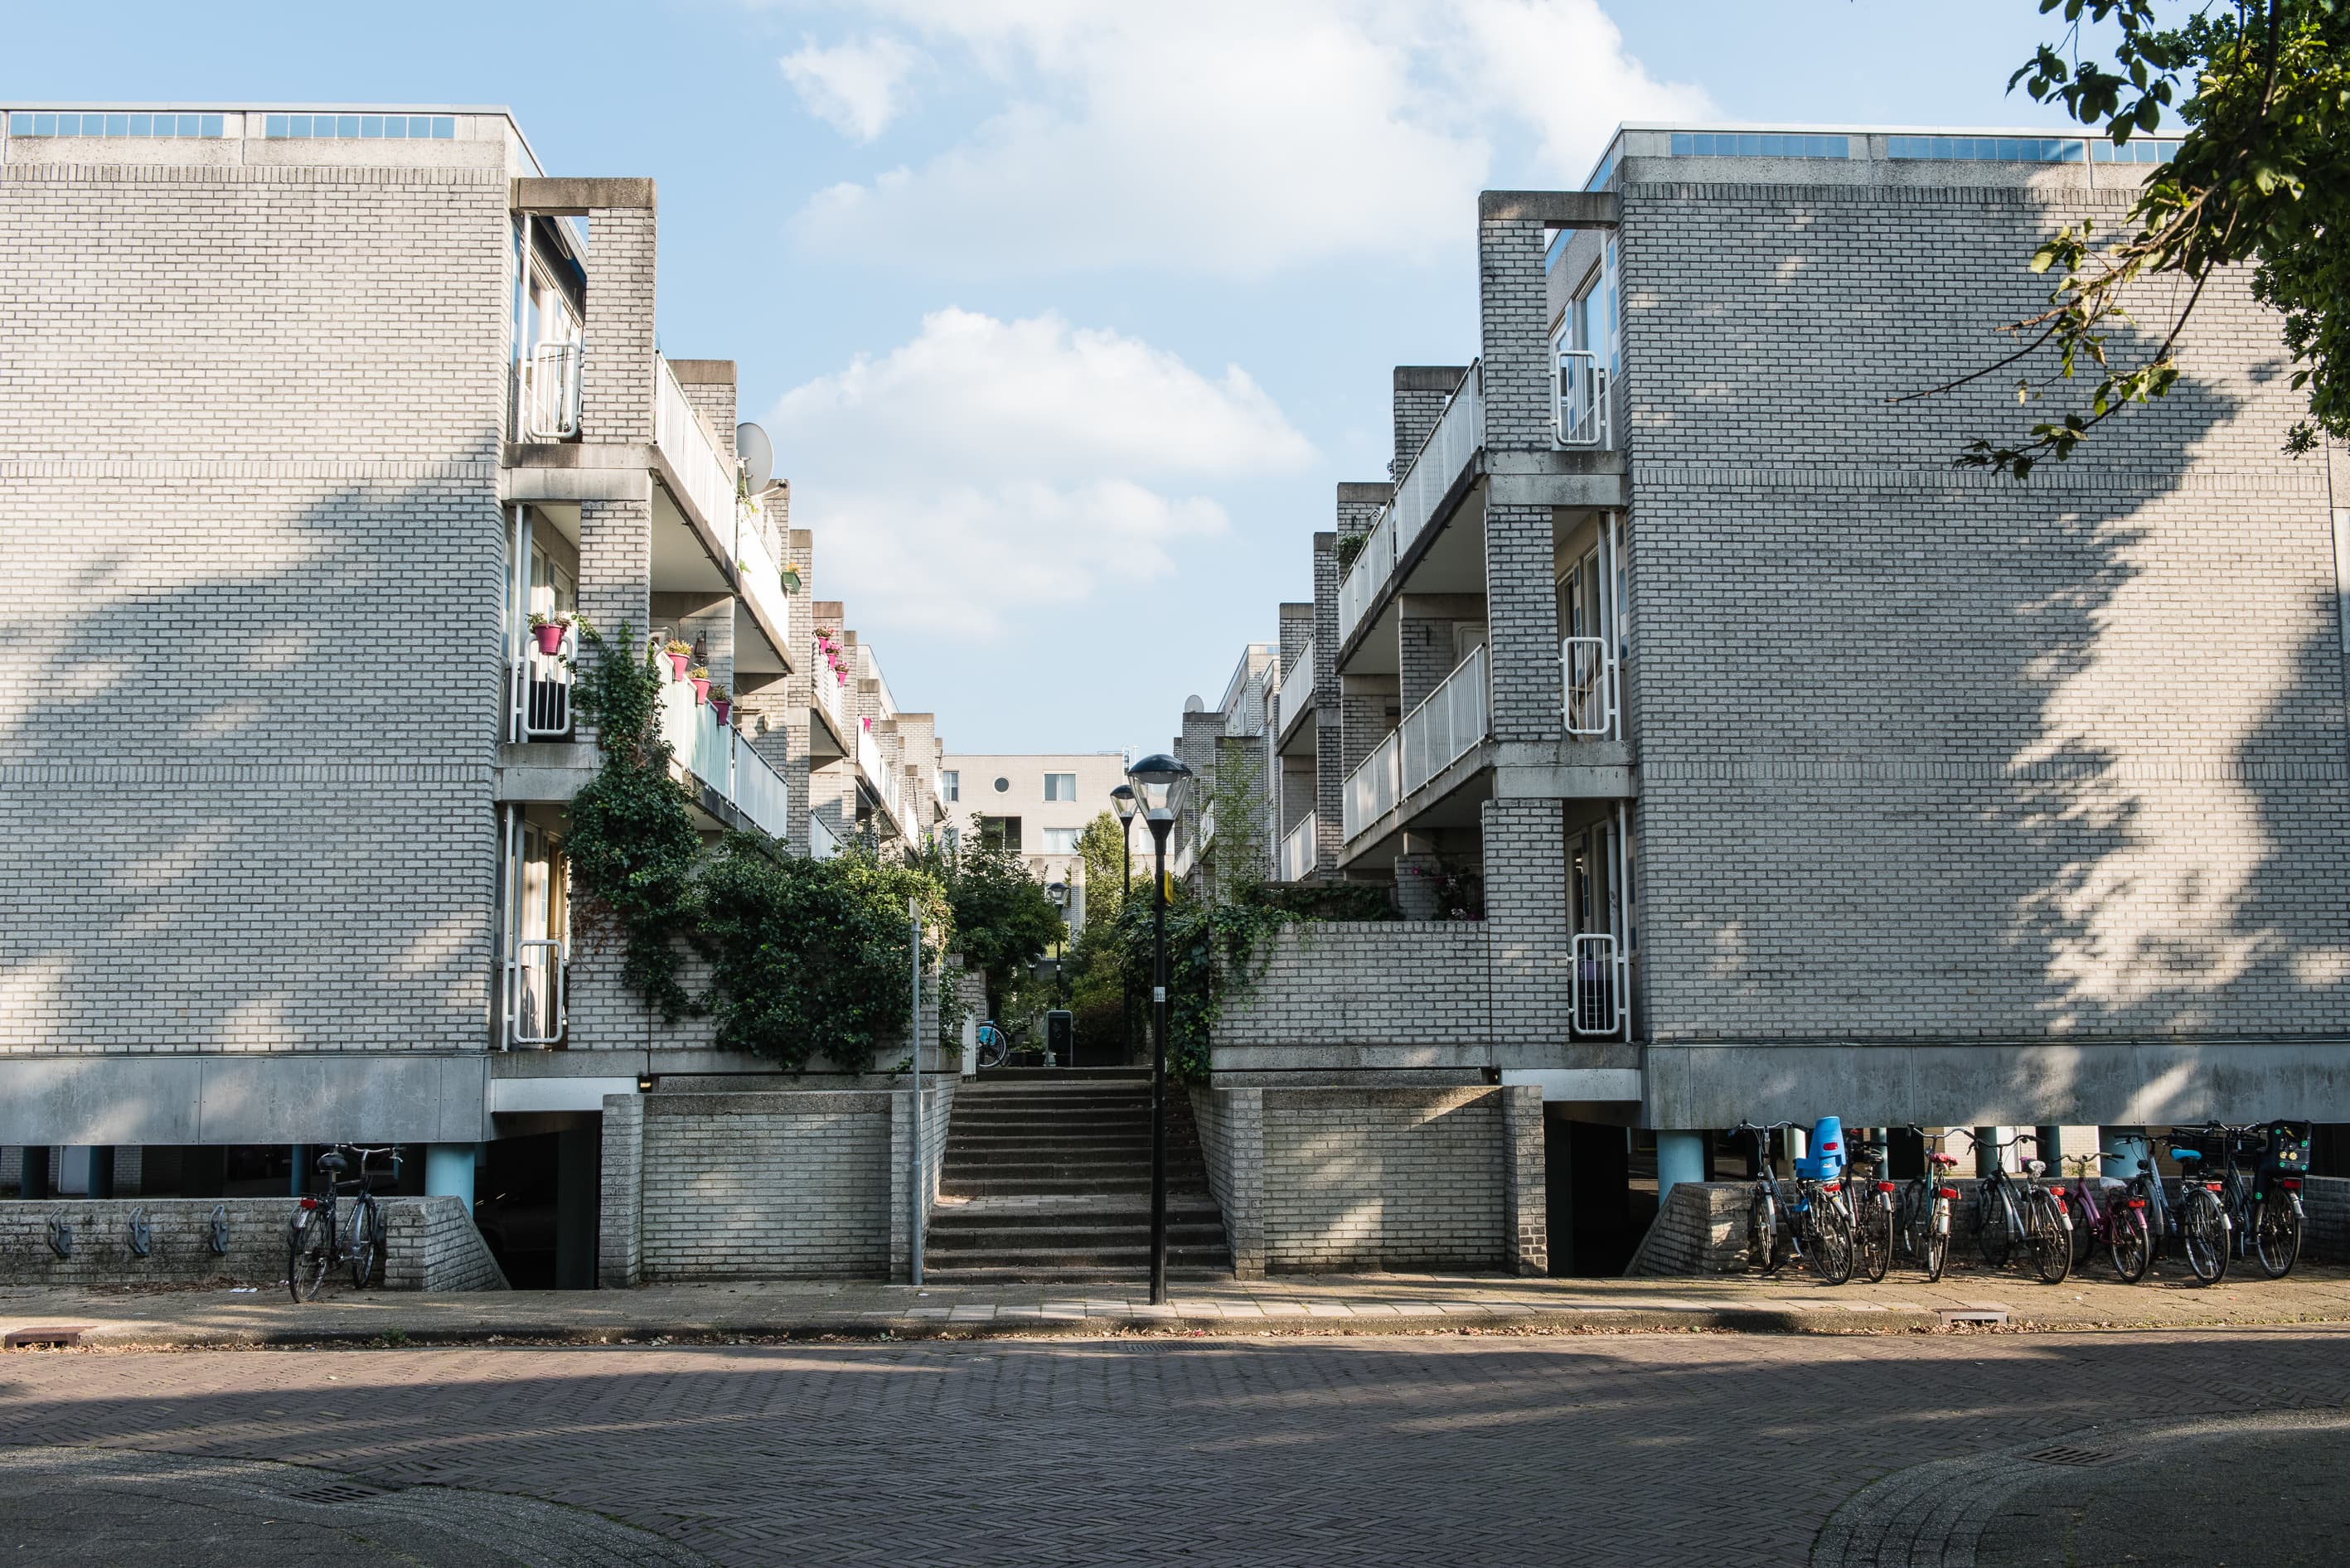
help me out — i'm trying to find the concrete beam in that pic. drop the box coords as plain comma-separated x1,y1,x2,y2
1479,189,1621,226
511,177,656,215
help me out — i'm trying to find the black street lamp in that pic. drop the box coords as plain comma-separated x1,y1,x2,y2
1124,753,1191,1306
1110,783,1138,1065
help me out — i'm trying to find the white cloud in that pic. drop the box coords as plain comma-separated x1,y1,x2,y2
780,33,922,141
768,308,1313,635
781,0,1710,273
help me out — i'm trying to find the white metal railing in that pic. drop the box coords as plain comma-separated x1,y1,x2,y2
1277,810,1317,882
655,354,739,533
809,812,841,860
1337,365,1483,646
734,513,790,649
659,676,732,795
1198,803,1217,849
1571,932,1629,1038
1562,634,1618,738
813,637,850,738
1342,729,1401,841
513,626,574,739
1398,643,1489,799
506,937,566,1048
1390,363,1482,559
1337,509,1396,645
856,724,896,828
733,731,790,839
1554,347,1611,448
517,341,582,440
1277,638,1316,735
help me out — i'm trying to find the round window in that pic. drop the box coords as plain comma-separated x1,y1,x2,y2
994,777,1010,793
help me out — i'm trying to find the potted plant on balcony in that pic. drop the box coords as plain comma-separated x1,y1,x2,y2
709,685,731,725
664,639,692,680
780,568,802,595
526,611,573,656
689,666,711,704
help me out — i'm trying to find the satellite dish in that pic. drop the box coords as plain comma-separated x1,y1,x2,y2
1182,694,1204,713
735,423,774,491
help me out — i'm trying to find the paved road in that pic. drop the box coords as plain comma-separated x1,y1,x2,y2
3,1328,2348,1566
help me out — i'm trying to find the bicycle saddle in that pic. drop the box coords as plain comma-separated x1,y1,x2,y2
1928,1153,1960,1167
317,1151,349,1174
2023,1159,2046,1176
2173,1148,2203,1163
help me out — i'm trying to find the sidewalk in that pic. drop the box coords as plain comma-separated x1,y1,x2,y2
7,1260,2350,1348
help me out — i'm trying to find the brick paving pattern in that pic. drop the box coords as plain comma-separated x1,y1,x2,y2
5,1327,2350,1565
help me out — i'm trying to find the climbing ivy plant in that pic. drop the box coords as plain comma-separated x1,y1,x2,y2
1112,891,1300,1082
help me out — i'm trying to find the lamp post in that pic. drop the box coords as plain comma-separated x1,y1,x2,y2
1110,784,1138,1065
1124,753,1191,1305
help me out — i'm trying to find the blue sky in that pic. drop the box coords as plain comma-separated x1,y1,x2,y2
9,2,2091,751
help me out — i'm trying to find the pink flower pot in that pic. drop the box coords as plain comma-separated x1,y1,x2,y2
667,652,690,680
712,699,731,725
532,623,566,656
692,677,710,704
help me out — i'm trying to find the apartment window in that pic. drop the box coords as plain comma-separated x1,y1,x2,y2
941,770,960,802
1044,772,1078,802
1887,135,2089,162
261,113,455,140
1669,132,1849,158
979,816,1022,854
1039,827,1080,855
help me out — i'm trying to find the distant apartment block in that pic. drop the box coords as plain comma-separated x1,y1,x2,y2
942,751,1131,926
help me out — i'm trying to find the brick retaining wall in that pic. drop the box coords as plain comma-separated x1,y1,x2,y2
0,1196,505,1290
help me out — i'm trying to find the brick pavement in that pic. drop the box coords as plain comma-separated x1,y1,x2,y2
5,1328,2350,1566
4,1259,2349,1349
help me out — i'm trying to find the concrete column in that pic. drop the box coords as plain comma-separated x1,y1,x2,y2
1501,1085,1548,1275
598,1093,646,1289
425,1145,477,1210
1655,1130,1707,1205
1223,1088,1267,1279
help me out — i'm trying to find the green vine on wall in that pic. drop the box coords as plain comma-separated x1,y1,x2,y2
1112,894,1299,1082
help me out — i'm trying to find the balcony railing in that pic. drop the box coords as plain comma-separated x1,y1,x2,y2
733,731,790,840
1563,635,1619,738
1554,347,1611,448
510,626,574,740
506,937,566,1048
1398,643,1489,799
655,354,739,535
813,641,850,738
1276,637,1315,736
855,724,900,832
809,812,841,861
733,515,791,651
1277,810,1317,882
517,342,582,441
1338,364,1482,646
1197,803,1217,850
660,676,733,796
1342,729,1400,841
1572,932,1628,1038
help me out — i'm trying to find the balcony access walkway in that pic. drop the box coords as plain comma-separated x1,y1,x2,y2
8,1263,2349,1347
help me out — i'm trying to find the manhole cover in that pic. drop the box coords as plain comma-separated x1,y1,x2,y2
2023,1445,2115,1468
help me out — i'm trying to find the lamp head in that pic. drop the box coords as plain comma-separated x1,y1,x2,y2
1109,783,1138,824
1125,753,1192,820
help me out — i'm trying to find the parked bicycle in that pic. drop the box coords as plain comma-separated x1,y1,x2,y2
1892,1127,1963,1283
1734,1120,1855,1285
1955,1130,2071,1284
2183,1120,2307,1280
974,1019,1010,1071
286,1145,401,1303
2061,1152,2154,1283
1842,1134,1897,1284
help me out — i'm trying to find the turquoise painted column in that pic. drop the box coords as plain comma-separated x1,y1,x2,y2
289,1145,308,1197
2100,1129,2149,1180
426,1145,477,1210
1655,1130,1707,1205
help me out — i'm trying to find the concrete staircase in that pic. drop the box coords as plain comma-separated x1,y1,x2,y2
925,1069,1232,1284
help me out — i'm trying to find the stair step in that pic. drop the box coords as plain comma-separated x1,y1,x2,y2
921,1245,1233,1269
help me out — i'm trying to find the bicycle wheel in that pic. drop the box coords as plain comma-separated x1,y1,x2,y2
2027,1189,2071,1285
2068,1193,2095,1271
2110,1204,2153,1284
1895,1181,1926,1262
2179,1186,2230,1285
287,1207,330,1304
2251,1196,2303,1280
1856,1193,1893,1284
347,1195,385,1290
1747,1190,1781,1275
1920,1193,1950,1283
1810,1196,1855,1285
1976,1182,2013,1267
976,1028,1009,1071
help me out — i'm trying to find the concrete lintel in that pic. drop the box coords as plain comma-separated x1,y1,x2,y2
1394,365,1471,393
1491,757,1635,800
0,1054,492,1146
666,359,736,386
1488,470,1629,511
1503,1068,1643,1103
1339,672,1399,695
511,176,656,215
1480,189,1621,226
501,448,653,504
1336,482,1393,506
497,742,598,804
1397,593,1488,619
488,1076,641,1114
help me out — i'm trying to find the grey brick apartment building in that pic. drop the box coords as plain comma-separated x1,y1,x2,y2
1182,124,2350,1275
0,105,952,1285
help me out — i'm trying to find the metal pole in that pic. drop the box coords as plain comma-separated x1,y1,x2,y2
1150,825,1170,1305
909,897,924,1287
1121,824,1134,1064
